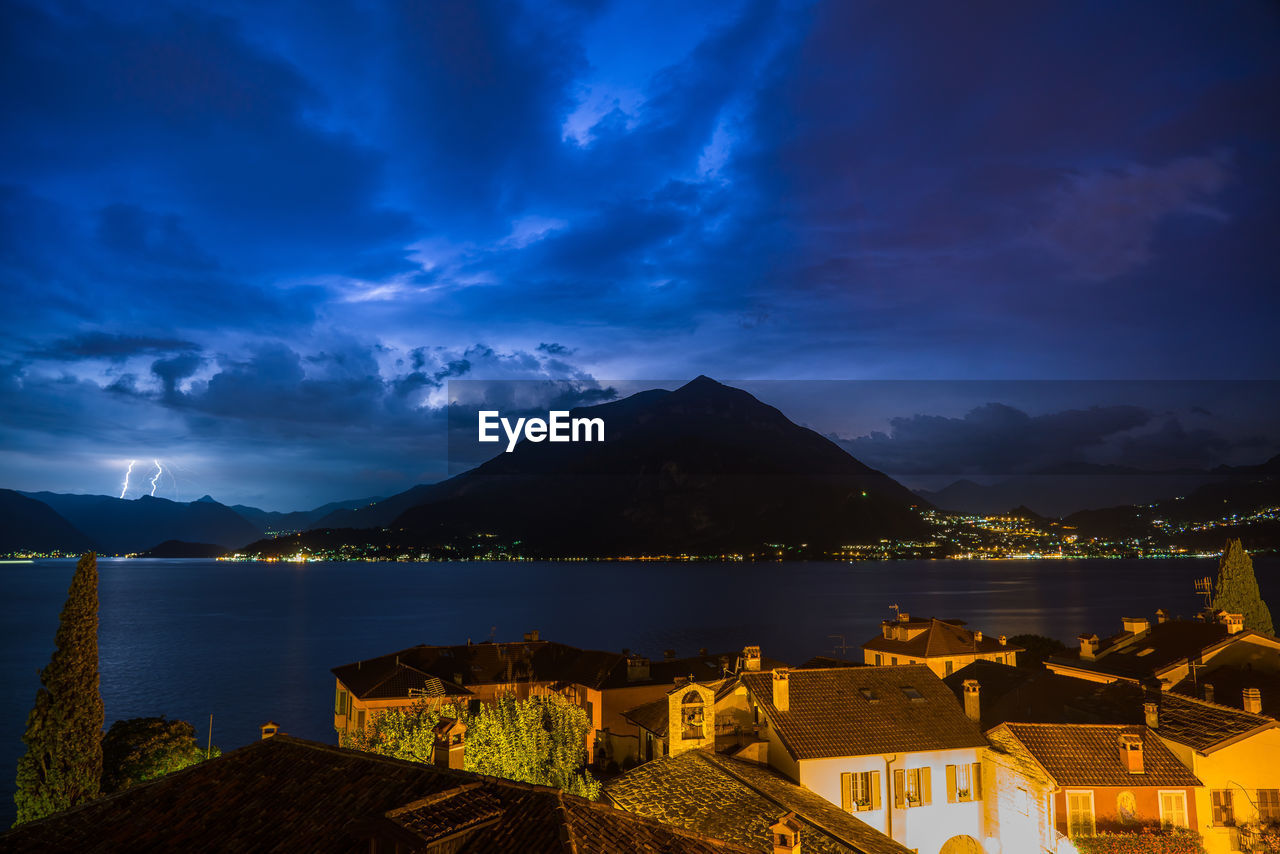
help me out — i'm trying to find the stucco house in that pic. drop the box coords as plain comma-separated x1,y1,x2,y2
737,664,991,854
862,613,1020,677
985,722,1202,851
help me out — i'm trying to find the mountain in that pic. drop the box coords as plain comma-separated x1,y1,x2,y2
1065,465,1280,548
0,490,95,554
293,376,930,557
914,472,1225,518
309,488,434,529
229,496,385,532
18,492,262,554
139,540,229,558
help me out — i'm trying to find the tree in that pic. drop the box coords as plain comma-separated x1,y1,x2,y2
344,694,601,799
1212,538,1274,636
101,717,220,793
14,553,105,825
1008,634,1070,670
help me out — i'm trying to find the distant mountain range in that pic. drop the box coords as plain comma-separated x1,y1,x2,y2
914,456,1280,518
0,490,381,556
2,378,1277,558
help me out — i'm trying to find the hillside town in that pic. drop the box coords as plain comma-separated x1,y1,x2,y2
6,543,1278,854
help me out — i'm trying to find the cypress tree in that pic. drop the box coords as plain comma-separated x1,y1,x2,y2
1212,538,1274,636
13,552,104,825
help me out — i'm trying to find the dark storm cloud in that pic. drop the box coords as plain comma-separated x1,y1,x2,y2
843,404,1153,475
840,402,1273,476
35,333,199,361
4,0,1278,506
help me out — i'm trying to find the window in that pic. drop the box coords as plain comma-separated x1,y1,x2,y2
356,709,366,731
335,687,347,716
875,654,883,665
946,762,982,803
840,770,882,812
1014,787,1030,817
901,686,924,701
891,656,898,665
1211,790,1234,827
859,688,880,703
1067,790,1095,838
1159,791,1189,829
894,767,932,808
1258,789,1280,823
945,660,954,676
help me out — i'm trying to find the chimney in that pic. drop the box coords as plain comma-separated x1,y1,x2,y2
1079,634,1100,661
626,656,651,682
699,647,708,656
772,668,790,713
743,645,762,672
523,630,540,642
1122,617,1151,635
1144,701,1159,729
963,679,981,722
1203,683,1215,704
1155,608,1168,624
1221,613,1244,635
432,717,466,770
973,630,983,644
998,635,1007,647
1118,732,1145,774
899,612,911,622
769,812,802,854
260,721,280,740
664,649,677,661
1243,688,1263,715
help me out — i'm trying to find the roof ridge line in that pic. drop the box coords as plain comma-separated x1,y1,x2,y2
702,753,889,852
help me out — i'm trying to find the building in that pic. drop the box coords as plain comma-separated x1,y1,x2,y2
331,634,783,766
605,749,914,854
0,734,748,853
985,723,1202,850
737,665,991,854
950,656,1280,854
862,613,1021,677
1045,611,1280,702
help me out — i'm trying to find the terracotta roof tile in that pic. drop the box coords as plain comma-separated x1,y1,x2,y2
862,619,1021,658
605,751,912,854
0,735,748,853
999,723,1201,788
739,666,988,760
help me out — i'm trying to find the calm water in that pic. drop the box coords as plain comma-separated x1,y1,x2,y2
1,556,1275,826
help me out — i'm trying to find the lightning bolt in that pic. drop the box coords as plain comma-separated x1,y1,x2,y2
120,460,136,499
150,460,163,497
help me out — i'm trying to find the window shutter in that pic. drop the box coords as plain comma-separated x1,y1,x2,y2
871,771,882,810
841,773,852,813
946,765,957,803
921,767,932,805
972,762,982,799
894,769,905,808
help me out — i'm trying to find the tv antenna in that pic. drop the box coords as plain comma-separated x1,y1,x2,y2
1194,577,1214,612
829,634,852,657
889,604,901,620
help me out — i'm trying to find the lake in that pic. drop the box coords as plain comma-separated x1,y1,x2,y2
2,556,1275,826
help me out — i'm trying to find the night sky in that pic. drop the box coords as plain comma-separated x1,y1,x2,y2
3,1,1278,509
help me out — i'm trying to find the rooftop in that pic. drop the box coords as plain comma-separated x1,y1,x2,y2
739,665,988,761
0,735,748,853
1046,619,1230,681
604,750,912,854
333,638,784,700
992,723,1202,788
863,618,1022,658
